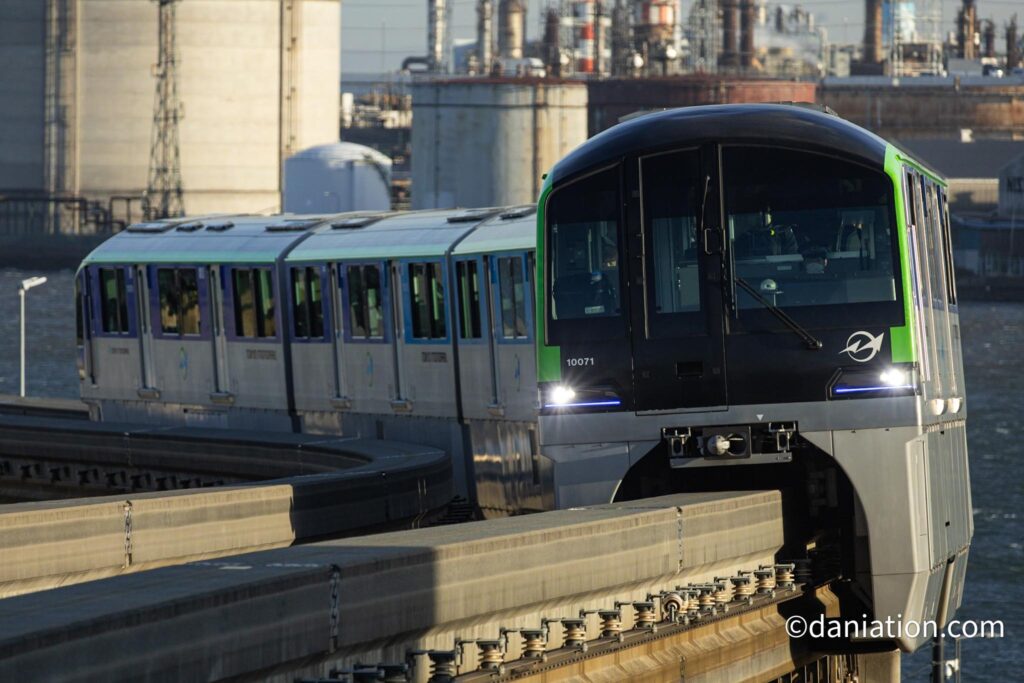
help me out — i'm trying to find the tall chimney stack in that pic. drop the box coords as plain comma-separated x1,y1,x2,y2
498,0,526,60
983,19,996,58
1009,16,1021,69
740,0,755,68
957,0,978,60
477,0,494,72
863,0,883,64
722,0,738,66
428,0,448,72
543,7,562,75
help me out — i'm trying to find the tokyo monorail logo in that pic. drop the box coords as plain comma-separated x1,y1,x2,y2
840,331,884,363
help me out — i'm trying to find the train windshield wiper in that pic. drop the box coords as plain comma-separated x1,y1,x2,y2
734,277,822,350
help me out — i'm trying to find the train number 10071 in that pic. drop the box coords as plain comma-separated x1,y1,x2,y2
566,357,595,367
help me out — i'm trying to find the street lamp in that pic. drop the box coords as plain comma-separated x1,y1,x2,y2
19,276,47,397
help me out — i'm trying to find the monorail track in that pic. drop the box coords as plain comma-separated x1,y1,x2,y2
304,560,848,683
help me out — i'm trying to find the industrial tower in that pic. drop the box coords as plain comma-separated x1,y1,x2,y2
146,0,185,219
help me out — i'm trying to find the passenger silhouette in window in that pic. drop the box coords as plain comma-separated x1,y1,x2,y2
745,207,799,256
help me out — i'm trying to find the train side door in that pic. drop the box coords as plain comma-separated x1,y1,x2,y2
208,265,230,395
626,146,728,411
452,256,496,419
389,261,406,403
77,269,95,385
489,252,535,419
134,265,157,392
329,263,347,400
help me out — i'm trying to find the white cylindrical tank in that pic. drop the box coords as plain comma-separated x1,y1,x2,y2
283,142,392,213
0,0,340,221
411,80,588,209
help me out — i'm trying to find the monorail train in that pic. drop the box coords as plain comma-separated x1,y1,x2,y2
77,104,970,650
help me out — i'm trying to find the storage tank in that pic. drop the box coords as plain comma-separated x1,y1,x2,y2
283,142,392,213
0,0,340,228
410,79,588,209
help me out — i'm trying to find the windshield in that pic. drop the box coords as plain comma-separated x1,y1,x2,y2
547,167,622,321
723,146,899,313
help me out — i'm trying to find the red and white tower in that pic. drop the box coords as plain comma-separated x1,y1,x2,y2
572,1,597,73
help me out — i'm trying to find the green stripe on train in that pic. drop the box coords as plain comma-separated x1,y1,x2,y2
884,143,917,364
535,180,562,383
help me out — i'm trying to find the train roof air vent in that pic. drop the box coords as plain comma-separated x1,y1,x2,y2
265,218,321,232
499,206,536,220
175,222,204,232
204,221,235,232
126,221,175,234
331,216,380,229
446,208,501,224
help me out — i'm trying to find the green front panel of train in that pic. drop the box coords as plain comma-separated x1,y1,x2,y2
535,180,561,384
885,144,918,364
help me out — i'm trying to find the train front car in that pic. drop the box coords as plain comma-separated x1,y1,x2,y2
536,104,972,650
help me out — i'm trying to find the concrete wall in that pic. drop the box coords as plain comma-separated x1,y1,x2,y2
0,0,340,217
0,492,784,682
0,0,45,190
819,78,1024,141
586,77,819,135
411,79,588,209
949,178,1000,213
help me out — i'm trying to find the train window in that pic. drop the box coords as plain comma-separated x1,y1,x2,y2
232,268,276,338
547,167,622,321
455,260,482,339
938,190,957,304
923,182,947,310
408,262,447,340
497,256,528,339
98,267,130,334
723,147,899,311
157,267,200,336
905,170,933,382
291,267,324,339
641,149,702,319
347,264,385,339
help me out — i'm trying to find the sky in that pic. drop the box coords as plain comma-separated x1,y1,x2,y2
340,0,1021,75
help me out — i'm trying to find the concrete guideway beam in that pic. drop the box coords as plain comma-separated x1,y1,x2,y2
452,585,899,683
0,440,452,598
0,491,783,683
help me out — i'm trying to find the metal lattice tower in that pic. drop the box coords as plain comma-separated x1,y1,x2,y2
146,0,184,219
43,0,79,234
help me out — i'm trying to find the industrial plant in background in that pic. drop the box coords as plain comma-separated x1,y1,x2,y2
402,0,1023,80
401,0,829,79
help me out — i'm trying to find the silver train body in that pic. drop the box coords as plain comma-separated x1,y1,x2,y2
77,209,549,514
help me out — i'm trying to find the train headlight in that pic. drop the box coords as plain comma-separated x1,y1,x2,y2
879,368,909,387
542,384,623,410
548,385,577,406
831,364,915,398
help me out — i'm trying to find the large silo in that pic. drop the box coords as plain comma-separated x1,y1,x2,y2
411,79,588,209
0,0,340,231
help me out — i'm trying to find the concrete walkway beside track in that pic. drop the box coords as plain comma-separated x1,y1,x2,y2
0,491,784,683
0,437,452,597
0,395,89,420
